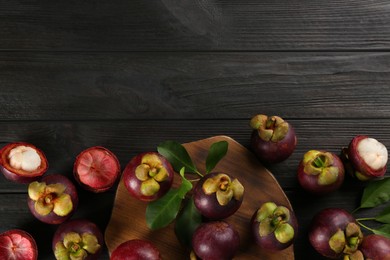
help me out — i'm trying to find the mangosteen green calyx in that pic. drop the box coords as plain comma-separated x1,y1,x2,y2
251,202,298,251
250,114,297,164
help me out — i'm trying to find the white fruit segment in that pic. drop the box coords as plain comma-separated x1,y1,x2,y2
8,146,41,172
357,138,388,170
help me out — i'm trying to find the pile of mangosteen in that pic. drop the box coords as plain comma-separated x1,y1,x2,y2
1,113,390,259
117,114,299,259
250,114,390,260
0,144,120,260
120,151,245,259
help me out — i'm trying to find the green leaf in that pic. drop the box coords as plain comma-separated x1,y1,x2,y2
178,168,193,198
146,168,192,230
360,177,390,209
174,198,202,248
205,141,228,174
376,206,390,224
373,224,390,239
157,140,198,174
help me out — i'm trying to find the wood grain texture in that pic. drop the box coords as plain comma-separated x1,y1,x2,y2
1,1,389,259
0,119,379,258
105,136,294,259
1,0,390,50
0,118,389,191
0,52,390,120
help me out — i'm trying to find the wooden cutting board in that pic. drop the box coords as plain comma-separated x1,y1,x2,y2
105,136,295,259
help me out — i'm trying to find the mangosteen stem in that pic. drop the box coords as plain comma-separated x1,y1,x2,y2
149,168,157,177
219,179,229,191
272,216,283,227
348,237,359,247
71,242,80,252
312,155,326,168
45,195,53,204
266,117,276,129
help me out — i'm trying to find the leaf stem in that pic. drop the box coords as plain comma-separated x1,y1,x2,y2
356,217,376,222
196,170,204,178
352,207,361,214
357,219,376,233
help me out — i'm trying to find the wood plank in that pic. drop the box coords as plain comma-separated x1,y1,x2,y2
0,119,386,259
1,1,390,50
0,118,389,192
1,52,390,120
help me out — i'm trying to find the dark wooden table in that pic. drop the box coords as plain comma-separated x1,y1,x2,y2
1,1,390,259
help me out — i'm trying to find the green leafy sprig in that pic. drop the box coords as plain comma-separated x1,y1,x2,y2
174,197,203,248
146,168,192,229
354,177,390,238
146,140,229,230
157,140,201,176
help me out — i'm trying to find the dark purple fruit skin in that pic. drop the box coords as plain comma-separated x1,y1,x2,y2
250,125,297,164
193,172,243,220
0,142,48,184
360,235,390,260
27,174,78,225
122,152,174,202
348,135,387,178
297,152,345,195
110,239,162,260
192,221,240,260
251,205,298,251
52,219,104,260
309,208,356,259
